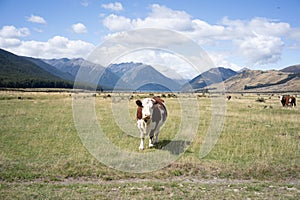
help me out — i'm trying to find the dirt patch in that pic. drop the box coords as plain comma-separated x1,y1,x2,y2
3,176,299,186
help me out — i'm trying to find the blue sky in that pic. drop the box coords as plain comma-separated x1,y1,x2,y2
0,0,300,75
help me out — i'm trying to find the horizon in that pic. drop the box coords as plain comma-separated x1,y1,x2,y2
1,47,298,80
1,0,300,79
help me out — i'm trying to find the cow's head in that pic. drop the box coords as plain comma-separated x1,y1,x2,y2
136,98,156,123
279,95,284,101
279,95,287,106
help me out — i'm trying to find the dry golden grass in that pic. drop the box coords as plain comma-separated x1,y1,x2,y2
0,91,299,199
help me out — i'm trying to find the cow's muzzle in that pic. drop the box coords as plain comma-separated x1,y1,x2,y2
143,115,151,123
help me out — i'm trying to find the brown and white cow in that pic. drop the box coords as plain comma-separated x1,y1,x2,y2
136,97,167,150
280,95,296,107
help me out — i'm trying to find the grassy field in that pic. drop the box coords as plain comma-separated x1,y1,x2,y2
0,90,299,199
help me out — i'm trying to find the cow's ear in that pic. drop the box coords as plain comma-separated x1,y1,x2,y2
136,100,143,107
151,98,156,104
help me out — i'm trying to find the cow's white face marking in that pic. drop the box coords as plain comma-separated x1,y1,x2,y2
141,98,155,120
280,96,283,101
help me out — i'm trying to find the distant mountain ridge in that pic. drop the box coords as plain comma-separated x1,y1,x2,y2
1,48,183,91
108,62,141,77
1,48,300,92
43,58,96,78
184,67,237,90
208,69,300,92
108,62,182,91
280,64,300,73
43,58,125,90
24,57,74,81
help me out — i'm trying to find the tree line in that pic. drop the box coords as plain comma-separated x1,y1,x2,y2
0,78,74,89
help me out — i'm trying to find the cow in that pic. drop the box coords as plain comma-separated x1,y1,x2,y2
226,95,231,100
279,95,296,107
135,97,167,150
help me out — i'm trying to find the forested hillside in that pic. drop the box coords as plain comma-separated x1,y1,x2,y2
0,49,73,88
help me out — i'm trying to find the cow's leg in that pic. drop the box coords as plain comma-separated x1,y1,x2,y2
137,120,145,150
139,137,144,150
149,129,155,148
154,130,159,144
154,120,164,144
293,99,296,107
149,138,154,148
149,129,160,147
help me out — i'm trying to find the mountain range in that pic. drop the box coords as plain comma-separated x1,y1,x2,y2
184,67,238,90
108,62,181,91
209,68,300,92
0,48,300,92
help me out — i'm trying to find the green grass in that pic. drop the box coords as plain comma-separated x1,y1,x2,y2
204,95,300,180
0,91,299,199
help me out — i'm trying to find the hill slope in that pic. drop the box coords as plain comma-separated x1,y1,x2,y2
0,49,72,88
209,69,300,92
281,64,300,73
183,67,237,90
24,57,75,81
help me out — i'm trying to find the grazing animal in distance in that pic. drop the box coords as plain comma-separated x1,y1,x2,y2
135,97,167,150
227,95,232,100
279,95,296,107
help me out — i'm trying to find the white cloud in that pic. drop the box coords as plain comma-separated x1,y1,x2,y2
216,17,293,66
209,52,242,71
0,25,30,38
102,4,299,67
103,14,132,32
103,4,192,32
102,29,191,51
114,49,199,79
220,17,291,39
72,23,88,34
90,28,214,79
0,38,21,47
187,19,225,44
133,4,192,31
235,33,284,65
0,25,28,48
23,36,95,58
0,30,95,59
101,2,124,12
27,14,47,24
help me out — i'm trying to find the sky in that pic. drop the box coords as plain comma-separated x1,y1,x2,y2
0,0,300,78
